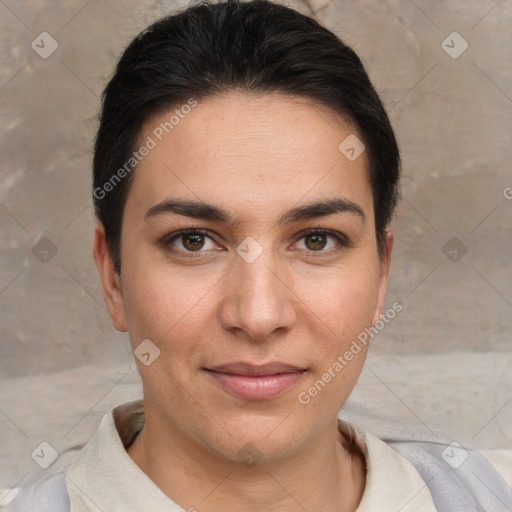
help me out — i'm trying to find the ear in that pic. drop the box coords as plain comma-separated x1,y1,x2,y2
372,229,394,325
93,223,127,332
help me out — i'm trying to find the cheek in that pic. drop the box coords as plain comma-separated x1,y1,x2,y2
120,254,227,368
120,256,208,342
294,268,378,412
297,262,381,343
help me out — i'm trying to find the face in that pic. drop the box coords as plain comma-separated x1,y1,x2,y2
95,91,393,463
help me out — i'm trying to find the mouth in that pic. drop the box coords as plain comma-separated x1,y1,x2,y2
204,362,306,400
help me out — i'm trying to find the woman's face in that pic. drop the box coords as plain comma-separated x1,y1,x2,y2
98,91,392,462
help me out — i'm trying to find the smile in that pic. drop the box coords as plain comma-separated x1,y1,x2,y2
204,362,306,400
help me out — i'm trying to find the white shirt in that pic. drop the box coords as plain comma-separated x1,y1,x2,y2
68,399,440,511
4,399,512,511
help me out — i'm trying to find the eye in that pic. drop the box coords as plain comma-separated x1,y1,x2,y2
164,229,219,254
162,227,349,257
294,228,348,252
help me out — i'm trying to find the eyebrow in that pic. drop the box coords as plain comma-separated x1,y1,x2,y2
145,197,365,225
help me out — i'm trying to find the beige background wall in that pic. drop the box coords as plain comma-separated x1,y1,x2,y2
1,0,511,493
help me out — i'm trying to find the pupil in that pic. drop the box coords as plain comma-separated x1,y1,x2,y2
307,234,326,250
184,234,204,250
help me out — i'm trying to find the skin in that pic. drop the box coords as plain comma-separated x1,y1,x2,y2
93,90,393,512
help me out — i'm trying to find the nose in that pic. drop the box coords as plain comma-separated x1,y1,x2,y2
219,247,297,341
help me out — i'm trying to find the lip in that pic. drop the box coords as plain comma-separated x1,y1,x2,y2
205,362,306,400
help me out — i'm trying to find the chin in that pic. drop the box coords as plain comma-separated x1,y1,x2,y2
199,409,310,462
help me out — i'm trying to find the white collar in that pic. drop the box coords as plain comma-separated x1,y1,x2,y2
66,399,437,511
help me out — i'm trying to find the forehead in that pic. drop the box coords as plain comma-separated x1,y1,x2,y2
126,91,373,225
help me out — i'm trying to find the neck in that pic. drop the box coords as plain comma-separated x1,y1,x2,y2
126,411,366,512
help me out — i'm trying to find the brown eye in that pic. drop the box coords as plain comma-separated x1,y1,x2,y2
295,229,347,253
305,233,327,251
164,229,218,254
182,233,206,251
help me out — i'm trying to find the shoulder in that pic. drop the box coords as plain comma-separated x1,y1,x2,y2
341,418,512,511
0,467,70,512
2,401,140,512
388,440,512,510
477,448,512,488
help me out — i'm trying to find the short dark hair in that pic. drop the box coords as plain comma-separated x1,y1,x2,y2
93,0,400,274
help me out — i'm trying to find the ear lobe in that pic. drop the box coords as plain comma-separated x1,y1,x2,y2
372,229,394,325
93,224,128,332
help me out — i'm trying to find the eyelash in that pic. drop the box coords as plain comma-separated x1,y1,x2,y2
162,227,350,258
